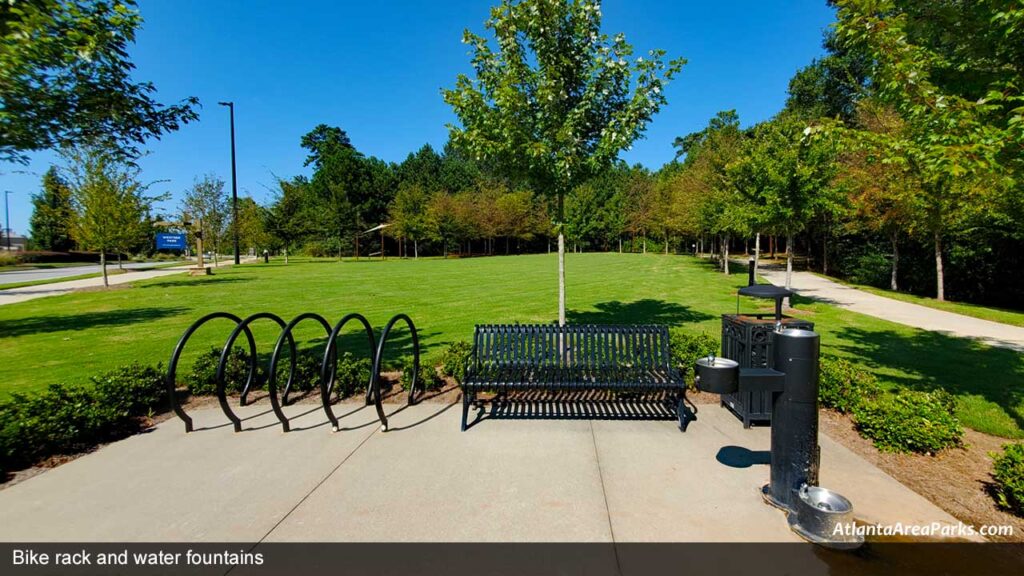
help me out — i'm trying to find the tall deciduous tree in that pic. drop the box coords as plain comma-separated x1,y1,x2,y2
443,0,684,324
1,0,198,163
833,0,1019,300
29,166,75,251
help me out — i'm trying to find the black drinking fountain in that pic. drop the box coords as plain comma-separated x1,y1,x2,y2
695,327,864,549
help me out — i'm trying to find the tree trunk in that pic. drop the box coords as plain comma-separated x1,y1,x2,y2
754,232,761,283
784,233,794,308
117,252,123,270
558,194,566,326
770,235,776,258
414,239,419,260
890,231,899,291
618,238,622,253
723,235,730,275
822,231,829,276
642,236,647,254
100,251,109,287
934,230,945,301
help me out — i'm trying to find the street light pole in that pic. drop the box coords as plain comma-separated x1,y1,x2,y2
3,191,11,251
218,101,240,265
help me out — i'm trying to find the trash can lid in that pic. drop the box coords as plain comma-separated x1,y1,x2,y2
738,284,793,299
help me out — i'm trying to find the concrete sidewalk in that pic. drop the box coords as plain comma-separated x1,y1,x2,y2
760,269,1024,352
0,258,256,306
0,401,973,544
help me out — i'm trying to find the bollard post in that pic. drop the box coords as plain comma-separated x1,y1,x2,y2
765,328,820,512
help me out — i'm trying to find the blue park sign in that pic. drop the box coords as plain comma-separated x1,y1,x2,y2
156,233,187,250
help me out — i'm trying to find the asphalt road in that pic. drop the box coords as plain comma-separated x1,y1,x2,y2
0,261,171,286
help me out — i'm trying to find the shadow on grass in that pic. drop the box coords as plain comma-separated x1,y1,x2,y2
568,299,714,326
141,276,252,289
830,326,1024,434
0,306,188,339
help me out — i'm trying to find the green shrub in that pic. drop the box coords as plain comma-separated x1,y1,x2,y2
991,443,1024,517
852,390,964,454
401,358,442,392
668,328,718,386
0,363,166,477
186,346,253,395
274,350,323,393
440,341,473,383
818,356,880,413
91,362,166,416
331,352,372,398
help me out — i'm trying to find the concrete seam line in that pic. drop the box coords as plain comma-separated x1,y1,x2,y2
589,420,623,576
254,427,378,545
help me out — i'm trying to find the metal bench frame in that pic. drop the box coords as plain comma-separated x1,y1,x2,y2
460,324,688,431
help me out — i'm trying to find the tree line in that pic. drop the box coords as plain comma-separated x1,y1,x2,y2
16,0,1024,308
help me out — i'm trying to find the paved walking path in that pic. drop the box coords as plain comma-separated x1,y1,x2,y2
0,260,168,286
0,258,255,306
0,401,972,545
760,269,1024,352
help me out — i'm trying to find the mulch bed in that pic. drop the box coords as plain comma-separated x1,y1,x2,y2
817,409,1024,543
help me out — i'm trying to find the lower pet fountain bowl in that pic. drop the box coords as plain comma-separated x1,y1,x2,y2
788,484,864,549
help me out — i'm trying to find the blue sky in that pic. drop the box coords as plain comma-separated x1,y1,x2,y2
1,0,836,236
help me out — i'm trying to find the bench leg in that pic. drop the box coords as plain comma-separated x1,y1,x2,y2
461,390,470,432
677,392,689,432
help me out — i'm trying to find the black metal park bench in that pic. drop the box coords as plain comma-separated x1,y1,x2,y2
460,324,688,431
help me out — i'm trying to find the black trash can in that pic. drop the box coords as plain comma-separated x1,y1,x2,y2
720,313,814,427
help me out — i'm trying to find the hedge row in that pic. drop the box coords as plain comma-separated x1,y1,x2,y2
991,443,1024,517
0,363,166,478
818,356,963,454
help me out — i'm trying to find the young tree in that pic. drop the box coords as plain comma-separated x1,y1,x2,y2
495,189,536,253
444,0,685,324
668,110,746,272
389,182,430,258
29,166,76,251
266,176,312,255
1,0,198,163
62,144,152,286
181,175,228,265
236,196,269,255
426,192,461,258
730,116,837,292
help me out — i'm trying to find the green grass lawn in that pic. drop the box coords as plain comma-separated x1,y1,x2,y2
1,253,1022,438
811,272,1024,328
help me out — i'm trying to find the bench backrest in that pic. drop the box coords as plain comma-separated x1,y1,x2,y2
472,324,672,371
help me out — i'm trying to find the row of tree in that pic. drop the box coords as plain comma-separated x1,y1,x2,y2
16,0,1024,309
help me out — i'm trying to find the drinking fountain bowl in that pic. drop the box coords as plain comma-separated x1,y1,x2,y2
788,484,864,549
694,356,739,394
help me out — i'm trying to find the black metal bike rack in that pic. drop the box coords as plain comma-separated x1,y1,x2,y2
164,311,420,434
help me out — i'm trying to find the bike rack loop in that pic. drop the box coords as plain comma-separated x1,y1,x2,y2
165,312,257,433
369,313,420,432
168,311,419,434
320,313,376,432
218,312,294,433
265,312,334,433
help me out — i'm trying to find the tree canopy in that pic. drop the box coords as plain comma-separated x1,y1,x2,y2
0,0,199,163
